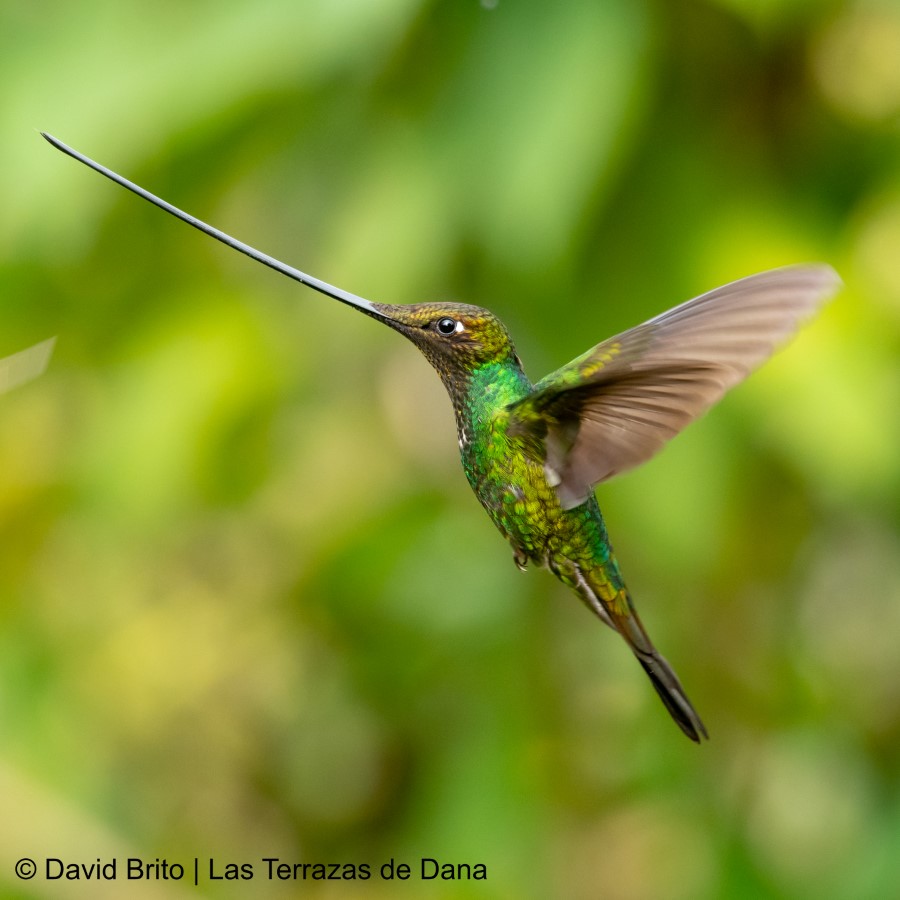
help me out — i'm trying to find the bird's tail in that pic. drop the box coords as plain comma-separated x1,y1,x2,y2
571,563,708,743
633,643,708,743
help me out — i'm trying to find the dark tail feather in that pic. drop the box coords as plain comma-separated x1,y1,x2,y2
636,649,708,743
571,563,708,742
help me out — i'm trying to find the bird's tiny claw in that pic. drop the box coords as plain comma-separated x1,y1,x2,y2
513,548,529,571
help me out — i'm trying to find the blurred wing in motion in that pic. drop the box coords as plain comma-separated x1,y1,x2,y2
0,338,56,396
507,266,841,508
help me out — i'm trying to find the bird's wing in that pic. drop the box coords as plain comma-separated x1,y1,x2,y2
506,265,840,509
0,338,56,395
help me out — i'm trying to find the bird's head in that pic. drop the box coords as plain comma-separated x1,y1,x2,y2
369,301,522,387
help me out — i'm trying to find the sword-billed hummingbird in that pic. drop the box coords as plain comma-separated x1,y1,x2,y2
43,133,840,742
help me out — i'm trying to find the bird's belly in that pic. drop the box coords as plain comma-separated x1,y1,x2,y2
462,436,617,577
465,448,569,562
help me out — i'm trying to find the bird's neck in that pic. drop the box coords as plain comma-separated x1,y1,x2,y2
447,358,533,451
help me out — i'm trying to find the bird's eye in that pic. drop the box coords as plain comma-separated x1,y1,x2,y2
435,317,458,336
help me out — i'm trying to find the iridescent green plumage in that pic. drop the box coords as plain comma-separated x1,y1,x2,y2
45,133,842,742
369,301,709,740
364,267,839,742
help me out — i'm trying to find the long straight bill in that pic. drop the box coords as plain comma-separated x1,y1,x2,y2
41,133,381,316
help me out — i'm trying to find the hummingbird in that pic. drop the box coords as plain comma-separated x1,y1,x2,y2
43,133,840,742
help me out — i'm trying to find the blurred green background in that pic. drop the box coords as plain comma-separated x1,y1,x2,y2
2,0,900,897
